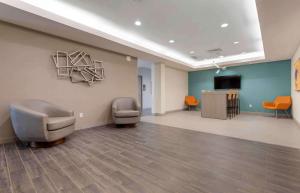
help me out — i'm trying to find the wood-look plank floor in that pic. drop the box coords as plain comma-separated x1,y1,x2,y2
1,122,300,193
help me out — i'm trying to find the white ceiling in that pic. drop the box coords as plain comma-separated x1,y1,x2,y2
256,0,300,62
0,0,299,71
60,0,264,61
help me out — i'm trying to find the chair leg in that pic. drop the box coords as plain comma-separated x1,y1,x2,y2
227,104,230,119
284,110,291,118
238,99,240,114
227,97,234,119
230,102,233,119
233,101,235,117
237,99,239,115
234,99,237,117
232,102,235,118
232,105,234,118
239,99,241,114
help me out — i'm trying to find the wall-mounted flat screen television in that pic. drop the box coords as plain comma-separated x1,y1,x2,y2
214,75,241,89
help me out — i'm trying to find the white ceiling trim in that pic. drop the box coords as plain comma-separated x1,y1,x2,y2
0,0,265,69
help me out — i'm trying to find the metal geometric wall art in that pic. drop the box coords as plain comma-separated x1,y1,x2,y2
52,51,104,86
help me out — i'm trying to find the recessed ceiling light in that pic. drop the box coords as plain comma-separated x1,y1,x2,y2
219,55,224,58
221,23,229,28
169,40,175,44
233,41,240,45
189,51,195,54
134,20,142,26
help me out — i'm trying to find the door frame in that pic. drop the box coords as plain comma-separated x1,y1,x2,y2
138,75,143,109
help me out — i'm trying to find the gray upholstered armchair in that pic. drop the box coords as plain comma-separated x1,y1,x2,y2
10,99,75,144
112,97,141,125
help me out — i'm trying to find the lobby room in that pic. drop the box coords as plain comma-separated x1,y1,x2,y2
0,0,300,193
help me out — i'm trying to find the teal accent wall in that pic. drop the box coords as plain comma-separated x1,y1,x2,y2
188,60,291,113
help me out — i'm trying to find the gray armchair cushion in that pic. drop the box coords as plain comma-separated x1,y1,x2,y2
47,116,76,131
115,110,140,118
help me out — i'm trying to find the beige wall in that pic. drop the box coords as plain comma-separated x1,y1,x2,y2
165,66,188,112
0,22,138,144
292,44,300,124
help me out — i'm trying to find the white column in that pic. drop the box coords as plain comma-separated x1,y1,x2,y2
152,62,166,115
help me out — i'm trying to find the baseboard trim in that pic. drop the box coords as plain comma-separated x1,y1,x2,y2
241,111,293,118
81,122,114,130
153,113,164,116
193,108,276,117
0,137,17,144
153,108,185,116
154,109,290,118
240,111,274,117
166,109,185,114
76,122,112,130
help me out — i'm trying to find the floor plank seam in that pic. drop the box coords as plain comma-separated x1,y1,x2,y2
14,143,38,193
74,140,155,193
89,130,202,193
66,150,105,192
29,148,61,193
66,139,130,193
3,144,14,193
49,145,104,192
45,148,87,193
3,123,300,193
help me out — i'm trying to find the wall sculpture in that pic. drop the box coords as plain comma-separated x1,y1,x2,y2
52,51,104,86
295,59,300,91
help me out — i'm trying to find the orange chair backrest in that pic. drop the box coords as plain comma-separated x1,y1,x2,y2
274,96,292,110
185,96,197,104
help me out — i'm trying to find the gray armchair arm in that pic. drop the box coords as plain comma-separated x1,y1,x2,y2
10,105,48,142
135,102,141,113
112,100,118,115
131,98,141,113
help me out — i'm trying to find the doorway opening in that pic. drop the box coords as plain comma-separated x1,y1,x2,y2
138,59,154,116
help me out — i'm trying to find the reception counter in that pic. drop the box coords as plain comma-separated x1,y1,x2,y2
201,90,239,120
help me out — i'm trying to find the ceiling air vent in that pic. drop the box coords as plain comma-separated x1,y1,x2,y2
191,56,199,60
207,48,223,53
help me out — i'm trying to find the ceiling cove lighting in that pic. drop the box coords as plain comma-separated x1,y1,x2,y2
134,20,142,26
221,23,229,28
9,0,265,69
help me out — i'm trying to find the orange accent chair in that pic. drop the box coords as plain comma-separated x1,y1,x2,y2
262,96,292,118
185,96,199,111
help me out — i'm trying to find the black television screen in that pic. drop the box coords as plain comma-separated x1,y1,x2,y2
214,75,241,89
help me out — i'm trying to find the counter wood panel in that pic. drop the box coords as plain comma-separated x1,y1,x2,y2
201,91,228,120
